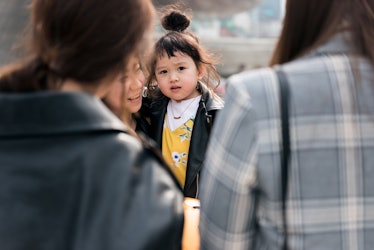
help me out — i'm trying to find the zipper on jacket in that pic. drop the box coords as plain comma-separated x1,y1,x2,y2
201,101,212,125
195,173,199,199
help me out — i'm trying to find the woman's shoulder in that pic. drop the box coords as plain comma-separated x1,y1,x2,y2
89,129,143,157
225,67,277,102
224,55,334,100
93,129,180,187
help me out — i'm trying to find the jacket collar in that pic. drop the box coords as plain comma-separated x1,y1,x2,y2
306,31,352,59
0,91,125,137
199,83,224,111
151,83,224,111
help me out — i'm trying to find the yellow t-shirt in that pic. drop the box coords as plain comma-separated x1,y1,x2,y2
162,115,194,187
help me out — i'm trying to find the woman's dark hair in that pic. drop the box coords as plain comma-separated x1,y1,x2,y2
0,0,154,92
270,0,374,66
146,7,220,99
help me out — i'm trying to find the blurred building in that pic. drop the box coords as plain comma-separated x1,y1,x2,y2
0,0,29,66
1,0,284,77
186,0,284,77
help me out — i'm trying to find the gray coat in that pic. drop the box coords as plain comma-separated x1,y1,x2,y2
200,31,374,249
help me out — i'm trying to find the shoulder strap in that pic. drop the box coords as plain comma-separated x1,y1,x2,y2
275,68,291,250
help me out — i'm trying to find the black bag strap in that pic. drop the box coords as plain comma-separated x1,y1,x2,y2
276,68,291,250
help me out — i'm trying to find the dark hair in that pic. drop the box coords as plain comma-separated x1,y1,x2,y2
269,0,374,66
0,0,154,92
269,0,343,65
146,7,220,98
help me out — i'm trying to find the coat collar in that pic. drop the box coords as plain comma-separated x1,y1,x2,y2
199,83,224,111
306,31,353,59
151,83,224,111
0,91,126,137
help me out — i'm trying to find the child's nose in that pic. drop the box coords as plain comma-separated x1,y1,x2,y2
170,72,179,82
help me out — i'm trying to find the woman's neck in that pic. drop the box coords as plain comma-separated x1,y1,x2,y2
121,113,136,130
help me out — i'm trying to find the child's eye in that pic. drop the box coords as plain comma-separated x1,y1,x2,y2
158,70,167,75
178,66,186,71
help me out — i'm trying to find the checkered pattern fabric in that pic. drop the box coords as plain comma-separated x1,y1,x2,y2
199,32,374,250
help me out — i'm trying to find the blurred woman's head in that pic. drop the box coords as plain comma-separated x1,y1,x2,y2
103,54,145,123
270,0,374,65
0,0,155,93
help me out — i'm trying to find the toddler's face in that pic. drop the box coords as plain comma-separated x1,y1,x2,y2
155,51,203,102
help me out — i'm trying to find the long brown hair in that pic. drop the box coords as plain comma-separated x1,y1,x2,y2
269,0,374,66
0,0,155,92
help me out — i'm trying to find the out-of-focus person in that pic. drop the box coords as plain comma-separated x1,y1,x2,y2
199,0,374,249
0,0,184,249
102,54,150,135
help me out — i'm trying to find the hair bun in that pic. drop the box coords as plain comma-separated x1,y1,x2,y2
161,11,190,32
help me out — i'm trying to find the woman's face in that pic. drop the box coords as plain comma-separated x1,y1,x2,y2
104,54,145,118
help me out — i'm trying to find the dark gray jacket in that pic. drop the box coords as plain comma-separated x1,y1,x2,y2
147,85,224,198
0,91,184,250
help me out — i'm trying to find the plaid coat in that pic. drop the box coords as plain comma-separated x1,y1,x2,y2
199,32,374,249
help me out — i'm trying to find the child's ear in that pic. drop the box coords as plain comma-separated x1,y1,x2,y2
197,66,205,80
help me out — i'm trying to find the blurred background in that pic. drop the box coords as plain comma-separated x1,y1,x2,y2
0,0,285,78
0,0,29,66
155,0,284,78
